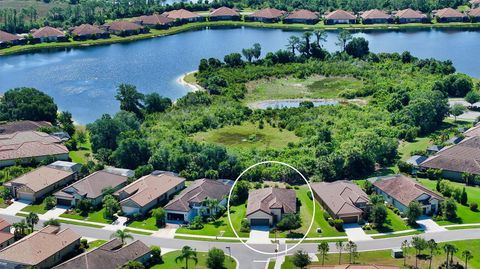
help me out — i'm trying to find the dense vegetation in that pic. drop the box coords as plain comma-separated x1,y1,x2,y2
0,0,470,33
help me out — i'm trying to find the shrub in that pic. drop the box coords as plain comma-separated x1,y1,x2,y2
328,218,334,227
470,202,478,212
44,196,57,210
333,219,344,231
188,216,204,230
323,211,331,221
240,218,250,233
397,161,413,174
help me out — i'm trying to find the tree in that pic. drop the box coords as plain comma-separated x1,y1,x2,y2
336,241,344,265
276,213,302,232
144,93,172,114
112,137,151,169
115,84,144,117
26,212,39,232
206,247,225,269
0,188,12,201
443,243,458,269
450,104,466,121
441,198,457,220
120,261,145,269
370,203,388,227
286,35,300,54
13,220,28,239
313,29,327,47
345,37,369,58
252,43,262,60
231,180,250,205
242,48,254,62
427,239,439,269
460,187,468,205
401,240,409,266
336,30,352,52
43,218,60,227
0,87,57,123
292,250,311,269
345,241,358,264
103,195,120,219
204,198,224,220
318,242,329,266
465,91,480,105
110,229,133,245
411,236,427,269
57,111,75,136
406,201,422,226
151,246,162,265
151,207,166,227
175,246,198,269
224,53,243,67
44,196,57,210
462,250,473,269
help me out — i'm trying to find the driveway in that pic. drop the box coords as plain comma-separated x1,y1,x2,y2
416,217,447,233
0,200,31,215
40,205,68,220
247,226,271,244
343,223,372,241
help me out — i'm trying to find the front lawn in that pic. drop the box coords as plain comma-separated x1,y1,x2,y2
150,250,236,269
397,136,431,161
127,214,159,231
21,199,49,214
86,240,107,250
60,208,112,224
365,208,412,234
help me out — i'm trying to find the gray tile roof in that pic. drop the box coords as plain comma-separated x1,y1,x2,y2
311,181,369,216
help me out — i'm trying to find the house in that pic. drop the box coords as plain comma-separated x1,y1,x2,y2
32,26,67,42
284,9,320,24
434,8,467,22
246,8,286,23
0,226,81,269
70,24,109,41
373,174,444,214
324,10,357,25
427,145,443,155
4,161,80,202
361,9,392,24
104,21,147,36
406,155,428,167
468,8,480,22
163,9,205,24
0,30,26,48
246,187,296,226
133,14,174,29
209,7,241,21
311,181,369,223
0,121,51,135
54,167,133,206
164,178,232,223
394,8,428,23
0,131,69,168
53,239,150,269
0,219,14,250
115,171,185,216
420,136,480,181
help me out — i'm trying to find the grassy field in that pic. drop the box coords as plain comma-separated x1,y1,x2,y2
21,199,49,214
397,136,431,161
193,122,300,151
127,214,159,231
245,76,363,103
184,72,198,84
60,208,112,224
85,239,107,250
151,250,236,269
0,0,68,17
69,128,93,165
365,208,412,234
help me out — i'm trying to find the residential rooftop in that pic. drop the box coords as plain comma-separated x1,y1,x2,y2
5,165,74,193
133,14,174,25
434,8,465,18
71,24,105,36
249,8,286,19
285,9,319,20
361,9,391,19
246,187,296,216
32,26,65,38
325,9,356,20
0,121,51,135
311,181,369,216
164,9,202,20
210,7,240,17
395,8,427,19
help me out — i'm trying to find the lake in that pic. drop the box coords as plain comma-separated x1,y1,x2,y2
1,26,479,123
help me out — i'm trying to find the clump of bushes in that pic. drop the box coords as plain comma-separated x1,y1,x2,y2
240,218,250,233
470,202,478,212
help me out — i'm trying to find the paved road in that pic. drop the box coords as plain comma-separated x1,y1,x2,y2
3,213,480,269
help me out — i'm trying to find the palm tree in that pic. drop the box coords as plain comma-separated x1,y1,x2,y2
287,36,300,55
204,198,223,220
336,29,353,52
427,239,439,269
345,241,358,264
462,250,473,269
401,240,409,266
302,31,313,56
110,229,133,245
336,241,344,265
13,220,28,239
411,236,426,269
175,246,198,269
318,241,329,265
443,243,458,268
313,29,327,47
26,212,39,232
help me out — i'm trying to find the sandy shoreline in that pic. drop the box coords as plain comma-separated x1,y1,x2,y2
177,71,204,92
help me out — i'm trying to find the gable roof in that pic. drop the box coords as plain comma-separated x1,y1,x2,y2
285,9,319,20
0,141,69,162
249,8,286,19
133,14,174,25
435,8,465,18
210,7,240,17
164,178,231,212
53,239,150,269
0,131,61,147
325,10,356,20
0,30,23,43
395,8,427,19
0,219,11,231
55,169,129,200
469,8,480,17
311,181,369,216
8,165,73,193
0,226,80,266
406,155,428,166
71,24,105,36
361,9,391,19
246,187,296,216
420,136,480,174
105,21,143,31
373,175,444,206
117,173,185,207
164,9,202,20
0,121,51,135
463,124,480,137
32,26,65,38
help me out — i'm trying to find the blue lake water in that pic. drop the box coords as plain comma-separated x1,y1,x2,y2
1,26,480,123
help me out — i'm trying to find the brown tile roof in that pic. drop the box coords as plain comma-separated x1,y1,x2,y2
463,125,480,137
435,8,465,18
286,9,319,20
106,21,143,31
53,239,150,269
469,8,480,16
361,9,391,19
373,175,444,206
0,121,51,135
210,7,240,17
164,9,202,20
325,10,356,20
117,173,185,207
395,8,427,19
249,8,286,19
311,181,369,216
0,226,80,266
133,14,174,25
8,166,73,193
246,187,296,216
71,24,105,36
0,232,14,245
0,30,22,43
55,170,129,200
420,136,480,174
0,131,61,147
0,219,11,231
32,26,65,38
164,178,231,212
0,141,68,162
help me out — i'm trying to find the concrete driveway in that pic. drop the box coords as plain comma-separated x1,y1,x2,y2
247,226,271,244
41,205,68,220
0,200,30,215
343,223,372,241
416,217,447,233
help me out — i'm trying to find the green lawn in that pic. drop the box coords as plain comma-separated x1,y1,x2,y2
58,219,104,228
418,178,480,225
397,136,431,161
124,229,153,235
446,225,480,230
69,129,93,165
174,235,240,243
127,214,159,231
193,122,300,151
268,260,276,269
184,72,198,84
86,240,107,250
371,230,423,239
365,208,412,234
21,199,49,214
60,208,112,224
150,250,236,269
245,75,363,103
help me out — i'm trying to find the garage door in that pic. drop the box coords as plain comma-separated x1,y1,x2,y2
341,216,358,223
250,218,269,226
167,213,184,221
57,198,73,206
17,192,34,202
